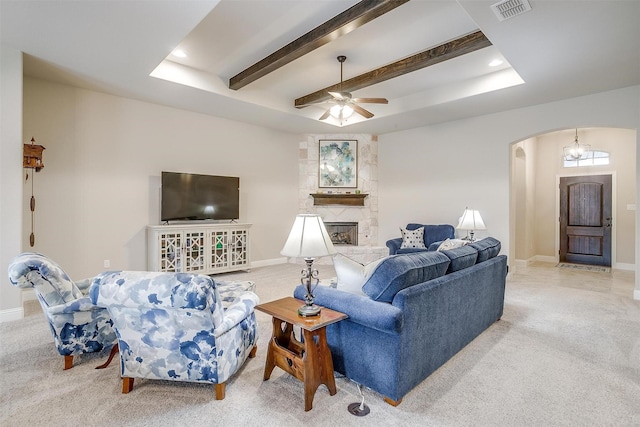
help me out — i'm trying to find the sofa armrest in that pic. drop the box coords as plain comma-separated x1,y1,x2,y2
216,292,259,336
294,285,403,334
386,238,402,255
428,241,443,251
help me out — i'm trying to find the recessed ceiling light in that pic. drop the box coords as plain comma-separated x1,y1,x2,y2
489,59,504,67
171,49,187,58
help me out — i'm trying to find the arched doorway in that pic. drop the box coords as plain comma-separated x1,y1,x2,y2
510,127,636,270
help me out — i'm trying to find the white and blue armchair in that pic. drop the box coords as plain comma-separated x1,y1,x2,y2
8,252,117,370
89,271,259,399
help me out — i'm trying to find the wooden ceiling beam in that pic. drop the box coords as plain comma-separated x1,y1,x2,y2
294,30,492,108
228,0,410,90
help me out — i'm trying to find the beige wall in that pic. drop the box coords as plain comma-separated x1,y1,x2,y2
0,47,24,317
378,117,512,252
19,77,301,282
531,128,636,266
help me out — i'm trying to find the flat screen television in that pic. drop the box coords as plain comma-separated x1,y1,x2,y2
161,171,240,222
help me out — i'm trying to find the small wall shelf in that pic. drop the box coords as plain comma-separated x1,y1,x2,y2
310,193,368,206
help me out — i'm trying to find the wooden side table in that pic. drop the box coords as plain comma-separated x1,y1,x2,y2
256,297,347,411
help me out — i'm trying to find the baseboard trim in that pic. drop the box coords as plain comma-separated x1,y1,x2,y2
513,258,536,266
251,257,287,268
613,263,635,271
0,306,24,323
533,255,557,264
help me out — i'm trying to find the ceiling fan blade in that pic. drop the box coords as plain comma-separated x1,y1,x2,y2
318,109,331,120
351,103,374,119
352,97,388,104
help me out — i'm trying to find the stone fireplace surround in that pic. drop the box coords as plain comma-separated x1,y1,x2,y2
297,134,387,265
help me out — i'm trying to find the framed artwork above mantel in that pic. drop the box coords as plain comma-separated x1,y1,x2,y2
319,139,357,188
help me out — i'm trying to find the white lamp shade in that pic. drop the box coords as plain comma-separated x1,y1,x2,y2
456,208,487,231
281,214,337,258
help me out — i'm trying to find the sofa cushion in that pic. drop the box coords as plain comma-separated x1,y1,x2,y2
400,226,426,249
333,253,385,296
362,251,450,302
440,245,478,273
468,237,501,263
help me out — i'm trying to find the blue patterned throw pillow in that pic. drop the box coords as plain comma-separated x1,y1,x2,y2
400,226,426,249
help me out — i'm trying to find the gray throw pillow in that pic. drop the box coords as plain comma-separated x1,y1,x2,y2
437,238,468,251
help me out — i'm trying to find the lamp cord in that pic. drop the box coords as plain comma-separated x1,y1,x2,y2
357,383,365,410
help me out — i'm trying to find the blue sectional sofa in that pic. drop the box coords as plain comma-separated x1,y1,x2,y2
386,223,455,255
294,237,506,405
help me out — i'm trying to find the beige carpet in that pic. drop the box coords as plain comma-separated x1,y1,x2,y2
1,262,638,426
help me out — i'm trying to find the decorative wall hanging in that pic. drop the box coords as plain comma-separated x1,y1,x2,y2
23,137,45,247
319,139,357,188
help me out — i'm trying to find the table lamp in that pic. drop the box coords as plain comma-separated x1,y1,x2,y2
281,214,337,316
456,207,486,242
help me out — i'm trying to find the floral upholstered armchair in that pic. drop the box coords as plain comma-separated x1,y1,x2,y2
89,271,259,399
8,252,117,370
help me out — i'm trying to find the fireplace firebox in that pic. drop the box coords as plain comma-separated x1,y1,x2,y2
324,222,358,246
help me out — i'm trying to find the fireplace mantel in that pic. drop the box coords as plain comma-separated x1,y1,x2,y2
310,193,368,206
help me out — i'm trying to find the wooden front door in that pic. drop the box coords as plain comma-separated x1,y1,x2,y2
559,175,612,266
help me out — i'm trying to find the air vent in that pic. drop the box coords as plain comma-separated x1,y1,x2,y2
491,0,532,21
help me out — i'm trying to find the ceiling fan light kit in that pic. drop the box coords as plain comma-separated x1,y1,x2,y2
330,103,353,119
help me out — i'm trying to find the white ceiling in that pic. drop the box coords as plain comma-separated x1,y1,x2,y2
1,0,639,135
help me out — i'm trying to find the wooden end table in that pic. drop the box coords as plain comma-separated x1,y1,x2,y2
256,296,347,411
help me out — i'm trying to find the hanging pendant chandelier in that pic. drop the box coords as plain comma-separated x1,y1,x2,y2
563,128,591,160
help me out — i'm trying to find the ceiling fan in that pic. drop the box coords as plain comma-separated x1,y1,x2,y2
317,55,388,122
